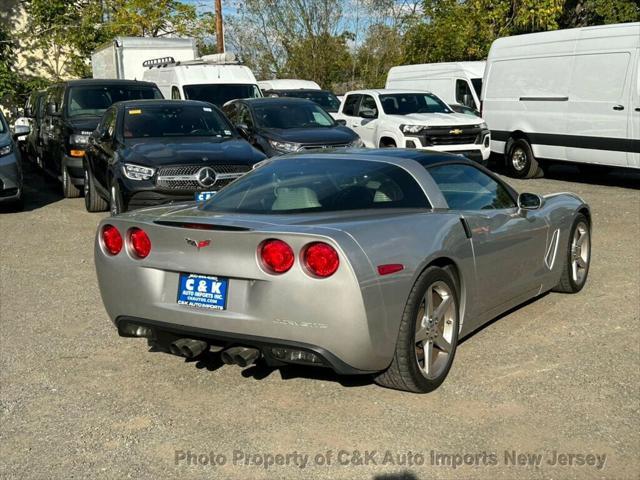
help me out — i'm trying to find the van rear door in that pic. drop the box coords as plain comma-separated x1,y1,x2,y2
566,51,633,167
630,49,640,168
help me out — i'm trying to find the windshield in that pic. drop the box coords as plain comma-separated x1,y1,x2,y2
123,104,235,139
277,91,341,112
67,85,161,118
203,157,429,214
380,93,452,115
253,102,335,129
183,84,261,107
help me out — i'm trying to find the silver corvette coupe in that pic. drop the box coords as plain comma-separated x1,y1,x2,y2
95,149,591,393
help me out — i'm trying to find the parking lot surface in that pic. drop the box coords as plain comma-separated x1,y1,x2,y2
1,163,638,479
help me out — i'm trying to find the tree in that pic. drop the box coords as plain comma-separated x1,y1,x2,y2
560,0,640,27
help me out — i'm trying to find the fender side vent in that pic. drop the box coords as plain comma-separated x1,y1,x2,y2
545,229,560,269
154,221,251,231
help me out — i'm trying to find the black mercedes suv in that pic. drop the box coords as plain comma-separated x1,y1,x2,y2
83,99,265,215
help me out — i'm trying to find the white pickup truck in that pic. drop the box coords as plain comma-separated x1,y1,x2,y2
334,89,491,164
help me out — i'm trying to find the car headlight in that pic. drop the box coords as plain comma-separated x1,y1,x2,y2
69,133,90,145
348,138,364,148
478,122,488,130
268,140,301,153
0,143,12,157
123,163,155,181
400,124,425,134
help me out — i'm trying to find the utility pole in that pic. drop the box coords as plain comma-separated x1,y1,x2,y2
215,0,224,53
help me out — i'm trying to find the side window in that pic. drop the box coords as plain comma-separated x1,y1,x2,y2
99,109,117,139
55,87,64,112
455,80,475,108
222,103,237,122
238,104,254,128
357,95,378,118
342,94,361,116
171,86,181,100
428,164,516,210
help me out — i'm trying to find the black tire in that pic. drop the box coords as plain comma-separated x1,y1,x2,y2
84,166,108,212
553,213,591,293
109,181,127,216
380,138,397,148
375,266,460,393
506,138,540,179
62,163,81,198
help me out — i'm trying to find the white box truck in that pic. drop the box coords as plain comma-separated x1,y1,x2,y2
91,37,197,81
385,61,485,113
482,22,640,178
142,53,262,107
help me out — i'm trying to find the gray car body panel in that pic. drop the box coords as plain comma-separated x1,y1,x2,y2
0,119,23,203
95,153,590,372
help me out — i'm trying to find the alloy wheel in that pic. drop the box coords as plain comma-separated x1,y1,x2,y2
571,222,590,285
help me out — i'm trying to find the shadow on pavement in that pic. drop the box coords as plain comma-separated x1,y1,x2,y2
374,473,420,480
0,161,64,213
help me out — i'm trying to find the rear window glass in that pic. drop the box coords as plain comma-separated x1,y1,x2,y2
67,85,162,118
277,90,341,112
253,102,335,129
204,158,430,213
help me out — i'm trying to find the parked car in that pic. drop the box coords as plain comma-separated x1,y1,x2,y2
482,22,640,178
386,61,485,112
258,79,341,114
22,90,47,167
41,79,163,198
143,53,262,107
334,89,490,164
222,97,362,156
94,148,592,393
84,99,265,215
0,111,28,209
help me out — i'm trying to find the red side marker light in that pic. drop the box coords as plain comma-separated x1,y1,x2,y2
377,264,404,276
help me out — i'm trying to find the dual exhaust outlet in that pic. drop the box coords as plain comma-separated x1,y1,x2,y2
170,338,260,367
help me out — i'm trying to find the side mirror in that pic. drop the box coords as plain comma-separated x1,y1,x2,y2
12,124,30,141
46,103,60,116
360,109,377,119
462,93,472,108
236,123,251,139
518,192,543,210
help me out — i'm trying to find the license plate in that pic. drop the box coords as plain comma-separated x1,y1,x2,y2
177,273,228,310
195,191,216,202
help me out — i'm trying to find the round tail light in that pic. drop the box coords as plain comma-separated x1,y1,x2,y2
303,242,339,278
129,228,151,259
102,224,122,255
259,239,294,274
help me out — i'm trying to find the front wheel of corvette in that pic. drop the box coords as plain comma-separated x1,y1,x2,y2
375,266,460,393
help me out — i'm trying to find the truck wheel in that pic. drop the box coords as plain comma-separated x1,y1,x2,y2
506,138,540,179
84,167,108,212
62,165,81,198
109,181,127,216
553,213,591,294
380,138,397,148
375,266,459,393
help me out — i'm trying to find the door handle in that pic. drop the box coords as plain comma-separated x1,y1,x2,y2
613,105,624,111
635,107,640,112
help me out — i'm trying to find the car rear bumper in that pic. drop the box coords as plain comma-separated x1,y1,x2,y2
115,316,373,375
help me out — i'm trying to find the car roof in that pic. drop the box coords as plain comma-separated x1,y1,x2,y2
52,79,158,88
267,89,334,94
235,97,317,107
344,89,433,96
116,99,214,109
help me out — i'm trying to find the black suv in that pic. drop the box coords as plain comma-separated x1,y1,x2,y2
223,97,361,157
41,79,163,197
84,99,265,215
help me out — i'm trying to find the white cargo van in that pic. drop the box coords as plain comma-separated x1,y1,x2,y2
91,37,197,81
386,61,485,112
482,22,640,178
142,53,262,107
